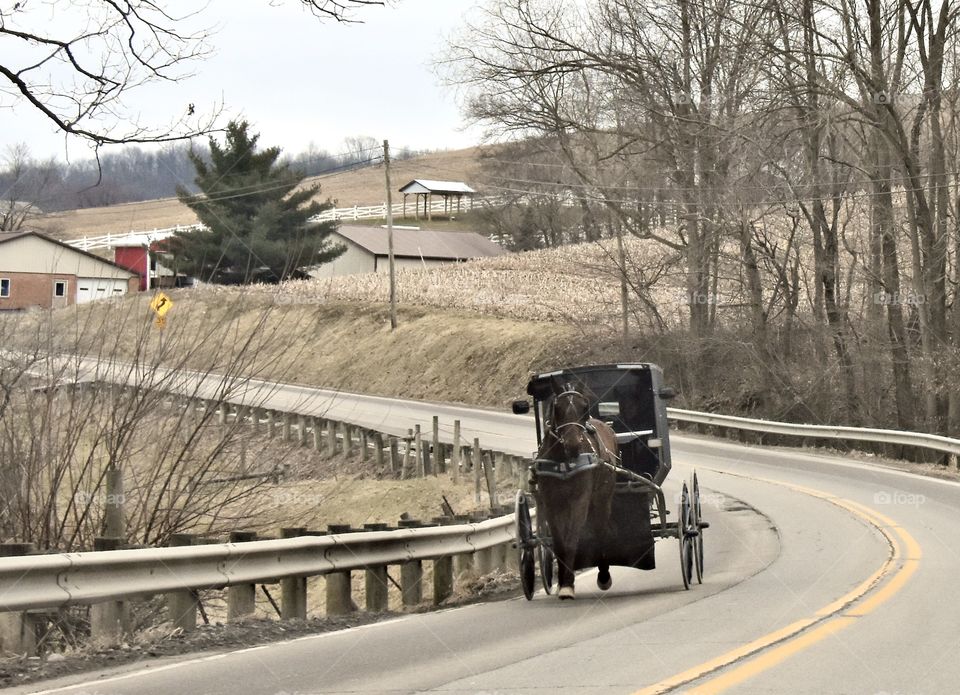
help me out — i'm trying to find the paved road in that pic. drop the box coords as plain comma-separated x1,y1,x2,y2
16,376,960,694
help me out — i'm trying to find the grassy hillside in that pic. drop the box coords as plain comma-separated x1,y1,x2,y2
35,147,483,239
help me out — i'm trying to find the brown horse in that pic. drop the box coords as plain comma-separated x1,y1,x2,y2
535,379,618,599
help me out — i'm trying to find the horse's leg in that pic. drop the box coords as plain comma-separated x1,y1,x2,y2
551,477,592,600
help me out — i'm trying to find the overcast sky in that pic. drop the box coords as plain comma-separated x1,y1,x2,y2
1,0,486,163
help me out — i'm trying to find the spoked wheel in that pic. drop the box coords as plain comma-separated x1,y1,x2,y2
678,482,695,590
537,518,555,595
515,490,536,600
692,471,704,584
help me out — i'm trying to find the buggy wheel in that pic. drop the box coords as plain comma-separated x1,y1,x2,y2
679,482,694,590
539,545,555,594
515,490,536,600
536,516,555,594
692,471,704,584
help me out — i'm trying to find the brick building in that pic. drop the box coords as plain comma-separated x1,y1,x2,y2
0,231,139,310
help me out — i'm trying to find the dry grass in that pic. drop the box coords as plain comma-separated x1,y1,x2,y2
35,147,484,240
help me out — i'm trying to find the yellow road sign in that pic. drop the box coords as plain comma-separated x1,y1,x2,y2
154,316,167,330
150,292,173,318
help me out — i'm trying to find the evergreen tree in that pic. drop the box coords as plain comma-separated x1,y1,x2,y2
166,120,343,284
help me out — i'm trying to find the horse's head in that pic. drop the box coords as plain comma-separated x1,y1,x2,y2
549,379,592,460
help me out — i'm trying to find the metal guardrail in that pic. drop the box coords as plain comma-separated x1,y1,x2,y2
0,516,515,612
667,408,960,458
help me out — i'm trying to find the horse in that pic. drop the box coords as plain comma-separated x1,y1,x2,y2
534,378,619,599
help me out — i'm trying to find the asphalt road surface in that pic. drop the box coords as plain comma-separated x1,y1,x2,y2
14,376,959,694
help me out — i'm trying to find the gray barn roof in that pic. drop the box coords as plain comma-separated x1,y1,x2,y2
398,179,476,195
335,226,506,261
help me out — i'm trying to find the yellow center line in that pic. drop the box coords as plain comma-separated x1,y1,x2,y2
633,469,922,695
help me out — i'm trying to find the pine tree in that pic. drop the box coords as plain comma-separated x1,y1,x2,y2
166,120,343,284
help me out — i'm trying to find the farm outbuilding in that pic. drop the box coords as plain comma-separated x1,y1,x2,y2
309,225,507,278
0,230,139,310
398,180,476,220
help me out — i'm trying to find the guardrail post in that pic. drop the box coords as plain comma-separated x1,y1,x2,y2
400,560,423,607
373,432,385,470
281,413,292,442
280,528,308,620
297,415,307,446
342,422,354,456
432,517,455,604
326,420,338,456
90,538,129,645
218,402,228,426
312,417,322,452
360,430,370,462
251,407,262,434
227,531,258,621
452,420,462,482
952,454,959,471
325,524,354,616
389,437,400,474
0,543,40,656
166,534,198,632
364,563,389,611
266,410,275,438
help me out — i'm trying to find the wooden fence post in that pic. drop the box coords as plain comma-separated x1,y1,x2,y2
103,465,124,539
432,416,441,475
227,531,258,621
473,438,482,505
483,451,497,510
414,425,424,477
452,420,462,482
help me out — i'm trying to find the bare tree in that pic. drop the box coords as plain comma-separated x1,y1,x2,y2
0,1,387,151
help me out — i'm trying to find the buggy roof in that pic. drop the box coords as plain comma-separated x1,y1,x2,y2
527,364,658,400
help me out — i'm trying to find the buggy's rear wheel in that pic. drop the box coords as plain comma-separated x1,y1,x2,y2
515,490,536,600
679,482,694,590
692,471,704,584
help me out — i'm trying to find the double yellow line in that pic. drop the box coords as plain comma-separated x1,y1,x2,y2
635,475,922,695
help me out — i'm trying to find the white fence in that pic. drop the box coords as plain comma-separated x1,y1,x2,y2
66,196,495,252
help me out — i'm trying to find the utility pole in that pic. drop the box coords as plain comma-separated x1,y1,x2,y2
384,139,398,330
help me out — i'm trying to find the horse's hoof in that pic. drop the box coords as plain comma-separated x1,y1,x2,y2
558,586,575,600
597,573,612,591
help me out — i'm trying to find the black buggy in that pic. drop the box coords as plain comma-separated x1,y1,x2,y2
511,363,708,599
